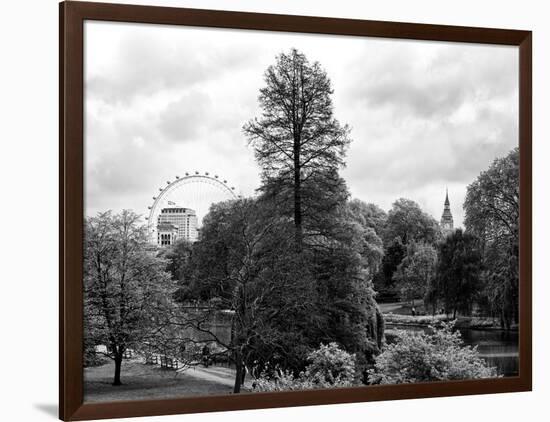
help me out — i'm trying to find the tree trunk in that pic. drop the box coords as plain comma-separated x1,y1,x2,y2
233,351,243,394
293,137,302,250
113,353,123,386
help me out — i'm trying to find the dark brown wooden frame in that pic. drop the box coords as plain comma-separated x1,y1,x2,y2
60,1,532,420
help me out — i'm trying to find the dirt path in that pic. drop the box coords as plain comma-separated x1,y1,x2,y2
180,366,253,390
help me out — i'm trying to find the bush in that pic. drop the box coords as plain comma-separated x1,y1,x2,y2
368,322,498,384
253,343,356,392
304,342,356,385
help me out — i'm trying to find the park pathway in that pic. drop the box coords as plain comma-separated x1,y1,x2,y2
179,365,253,390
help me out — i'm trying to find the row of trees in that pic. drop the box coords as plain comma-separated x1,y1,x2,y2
83,48,516,391
85,49,385,389
168,49,385,391
368,148,519,329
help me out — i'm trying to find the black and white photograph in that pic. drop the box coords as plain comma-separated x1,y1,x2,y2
82,20,520,403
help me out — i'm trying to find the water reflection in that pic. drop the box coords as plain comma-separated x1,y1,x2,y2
386,324,519,376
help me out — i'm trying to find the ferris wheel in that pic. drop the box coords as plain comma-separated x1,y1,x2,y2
146,171,238,241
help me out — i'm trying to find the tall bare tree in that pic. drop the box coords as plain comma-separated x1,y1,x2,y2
243,48,351,249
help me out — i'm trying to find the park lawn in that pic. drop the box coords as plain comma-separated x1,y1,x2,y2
378,301,427,315
84,360,235,402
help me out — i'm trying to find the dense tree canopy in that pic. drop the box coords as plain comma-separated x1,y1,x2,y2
429,229,482,318
174,196,385,390
181,198,316,392
347,199,387,238
384,198,441,245
465,147,519,328
392,242,437,306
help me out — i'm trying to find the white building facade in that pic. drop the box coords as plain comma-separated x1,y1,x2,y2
156,206,198,245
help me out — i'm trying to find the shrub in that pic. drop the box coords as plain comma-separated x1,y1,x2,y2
303,342,356,385
253,343,356,392
368,322,498,384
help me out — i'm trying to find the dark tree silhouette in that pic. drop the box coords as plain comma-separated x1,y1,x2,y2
431,229,482,318
183,199,315,393
243,49,351,249
464,147,519,328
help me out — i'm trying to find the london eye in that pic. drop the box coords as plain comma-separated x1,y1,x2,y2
146,171,238,242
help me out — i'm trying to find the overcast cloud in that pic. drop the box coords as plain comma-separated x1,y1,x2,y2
84,21,518,228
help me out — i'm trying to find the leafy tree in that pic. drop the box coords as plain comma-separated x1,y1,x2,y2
157,239,197,302
464,148,519,328
243,48,351,249
465,148,519,244
242,49,383,381
392,242,437,306
291,199,385,373
384,198,440,245
183,198,316,393
373,199,439,301
347,199,387,237
375,238,405,301
345,200,385,277
430,229,482,318
184,196,385,391
309,221,384,372
84,211,174,385
158,238,193,283
368,322,497,384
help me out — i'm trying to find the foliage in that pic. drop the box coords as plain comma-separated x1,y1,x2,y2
253,343,356,391
371,198,439,301
243,48,351,248
345,200,385,277
240,49,384,385
156,239,199,304
384,198,441,245
84,210,175,385
392,242,437,305
464,148,519,328
347,199,387,238
304,206,385,372
368,322,498,384
464,148,519,244
180,193,386,391
428,229,482,318
182,198,316,392
303,342,356,385
374,238,405,301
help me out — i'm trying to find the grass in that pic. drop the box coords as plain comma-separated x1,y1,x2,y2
84,359,236,403
384,313,448,325
380,302,511,329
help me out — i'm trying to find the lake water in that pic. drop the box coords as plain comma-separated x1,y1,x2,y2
386,324,519,377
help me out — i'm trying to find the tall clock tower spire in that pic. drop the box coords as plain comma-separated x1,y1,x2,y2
440,188,454,235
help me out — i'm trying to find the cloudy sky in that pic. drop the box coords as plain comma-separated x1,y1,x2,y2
84,21,518,228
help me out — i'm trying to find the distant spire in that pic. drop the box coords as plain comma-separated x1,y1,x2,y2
441,187,454,234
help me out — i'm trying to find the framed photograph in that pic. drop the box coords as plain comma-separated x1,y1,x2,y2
60,1,532,420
